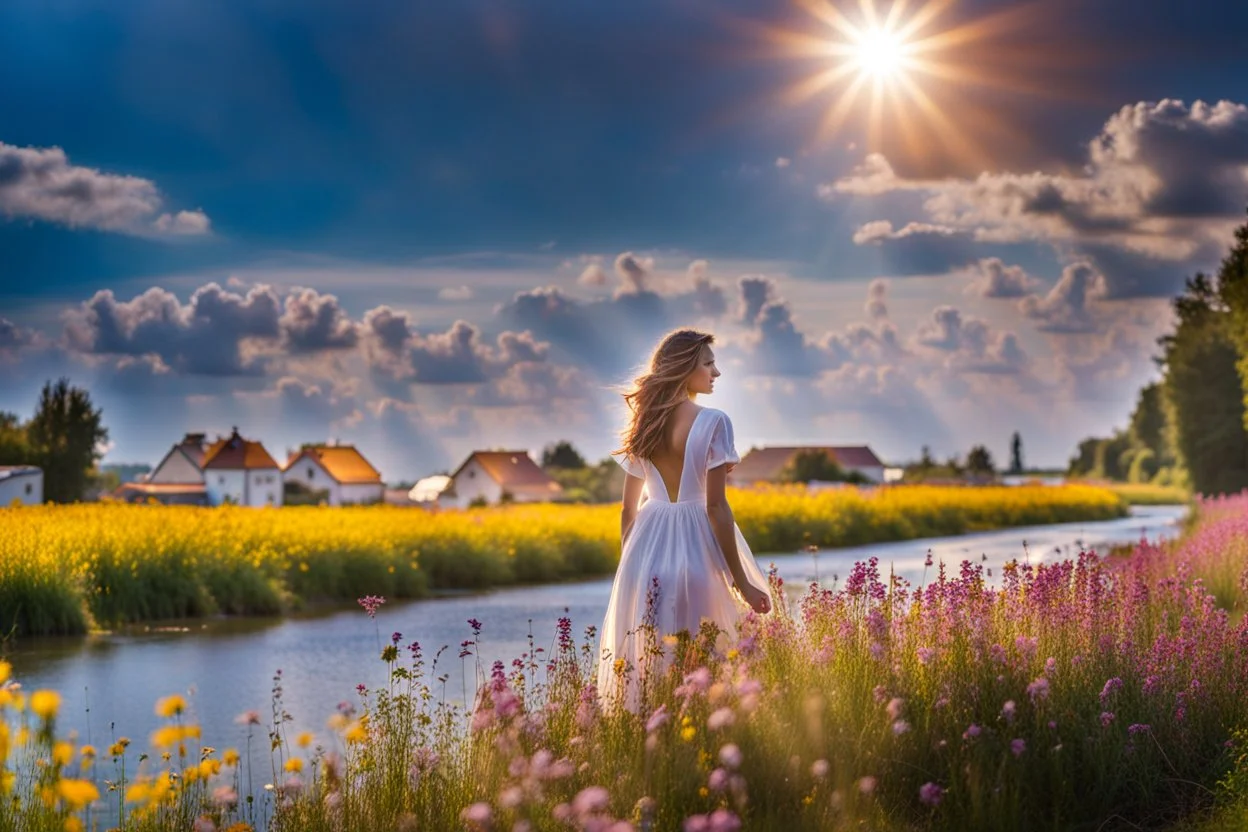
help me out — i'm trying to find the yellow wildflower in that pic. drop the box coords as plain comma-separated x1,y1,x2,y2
296,731,313,749
154,695,187,718
284,757,303,773
223,748,240,766
0,661,10,684
109,738,131,757
56,778,99,808
198,759,221,779
79,745,96,758
681,726,697,742
52,741,73,767
30,690,61,720
64,817,84,832
326,714,348,731
344,721,368,745
699,786,709,798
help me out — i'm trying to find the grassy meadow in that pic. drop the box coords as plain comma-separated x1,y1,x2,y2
0,492,1245,832
0,484,1128,637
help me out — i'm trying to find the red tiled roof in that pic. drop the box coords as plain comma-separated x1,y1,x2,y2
729,445,884,484
202,430,280,470
452,451,563,496
284,445,383,484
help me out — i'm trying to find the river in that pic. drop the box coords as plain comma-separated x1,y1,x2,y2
5,505,1186,762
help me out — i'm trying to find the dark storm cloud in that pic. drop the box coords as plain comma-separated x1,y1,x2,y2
279,288,360,352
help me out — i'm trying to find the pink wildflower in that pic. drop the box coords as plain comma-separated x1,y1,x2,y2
811,759,829,779
1011,738,1026,757
357,595,386,618
858,776,877,795
719,743,742,770
461,802,492,826
919,782,943,807
708,707,735,731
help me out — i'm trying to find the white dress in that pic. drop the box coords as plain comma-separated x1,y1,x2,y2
596,407,769,711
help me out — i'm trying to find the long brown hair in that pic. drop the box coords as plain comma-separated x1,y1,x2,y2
617,329,715,462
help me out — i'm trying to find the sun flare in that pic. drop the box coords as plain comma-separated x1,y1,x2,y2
754,0,1063,169
853,26,908,80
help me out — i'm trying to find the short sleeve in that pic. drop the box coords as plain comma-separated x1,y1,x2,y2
613,452,645,479
707,412,740,470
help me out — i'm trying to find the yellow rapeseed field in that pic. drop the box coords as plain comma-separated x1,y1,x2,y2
0,484,1126,636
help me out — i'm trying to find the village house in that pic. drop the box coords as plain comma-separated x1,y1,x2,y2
202,428,283,507
114,432,211,505
729,445,887,486
439,450,564,509
282,444,385,506
0,465,43,506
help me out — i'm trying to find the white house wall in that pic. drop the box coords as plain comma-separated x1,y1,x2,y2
282,458,342,505
0,473,42,506
149,449,203,484
442,460,503,509
206,469,282,507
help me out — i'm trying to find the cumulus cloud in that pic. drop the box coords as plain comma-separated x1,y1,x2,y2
849,219,977,275
497,258,731,376
962,258,1041,298
280,288,359,352
1019,262,1108,333
824,100,1248,296
865,278,889,319
913,306,1028,374
363,313,551,385
0,141,211,236
63,282,281,375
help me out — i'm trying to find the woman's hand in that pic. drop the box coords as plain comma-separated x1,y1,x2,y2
740,582,771,614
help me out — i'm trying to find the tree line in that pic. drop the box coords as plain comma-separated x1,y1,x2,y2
1069,210,1248,496
1,378,109,503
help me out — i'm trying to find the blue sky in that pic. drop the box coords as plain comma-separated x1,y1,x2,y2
2,0,1247,479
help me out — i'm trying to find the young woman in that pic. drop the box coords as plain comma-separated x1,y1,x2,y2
597,328,771,710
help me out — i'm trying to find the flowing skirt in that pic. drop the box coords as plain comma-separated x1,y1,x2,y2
595,499,769,712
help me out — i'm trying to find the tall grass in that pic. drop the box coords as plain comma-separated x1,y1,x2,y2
0,486,1126,637
2,493,1243,832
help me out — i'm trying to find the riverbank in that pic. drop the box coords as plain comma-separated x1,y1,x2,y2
0,498,1239,831
0,484,1127,637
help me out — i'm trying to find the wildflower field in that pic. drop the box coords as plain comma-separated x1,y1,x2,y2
0,484,1127,637
2,492,1247,831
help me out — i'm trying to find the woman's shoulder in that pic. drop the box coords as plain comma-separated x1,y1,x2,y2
696,406,733,430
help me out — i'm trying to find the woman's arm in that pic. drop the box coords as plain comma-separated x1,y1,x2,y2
620,473,645,545
706,465,771,613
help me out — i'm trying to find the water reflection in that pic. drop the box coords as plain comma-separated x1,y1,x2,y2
6,506,1185,762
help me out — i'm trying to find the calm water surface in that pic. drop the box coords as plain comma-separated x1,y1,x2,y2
7,505,1186,758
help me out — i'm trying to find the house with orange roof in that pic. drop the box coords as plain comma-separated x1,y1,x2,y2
201,427,283,507
282,444,384,506
440,450,564,509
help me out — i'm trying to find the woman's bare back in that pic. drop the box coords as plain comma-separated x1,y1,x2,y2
648,403,704,502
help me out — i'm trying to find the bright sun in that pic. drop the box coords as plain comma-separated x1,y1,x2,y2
853,26,908,79
755,0,1063,168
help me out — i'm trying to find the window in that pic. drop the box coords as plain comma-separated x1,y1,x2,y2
468,470,475,479
24,483,32,495
307,468,315,481
219,475,225,485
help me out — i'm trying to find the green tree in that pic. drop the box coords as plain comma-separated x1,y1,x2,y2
541,440,586,470
1216,208,1248,425
25,378,109,503
0,411,31,466
966,445,995,476
1128,382,1171,463
1161,274,1248,495
1009,432,1023,474
1067,437,1100,477
780,449,846,483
